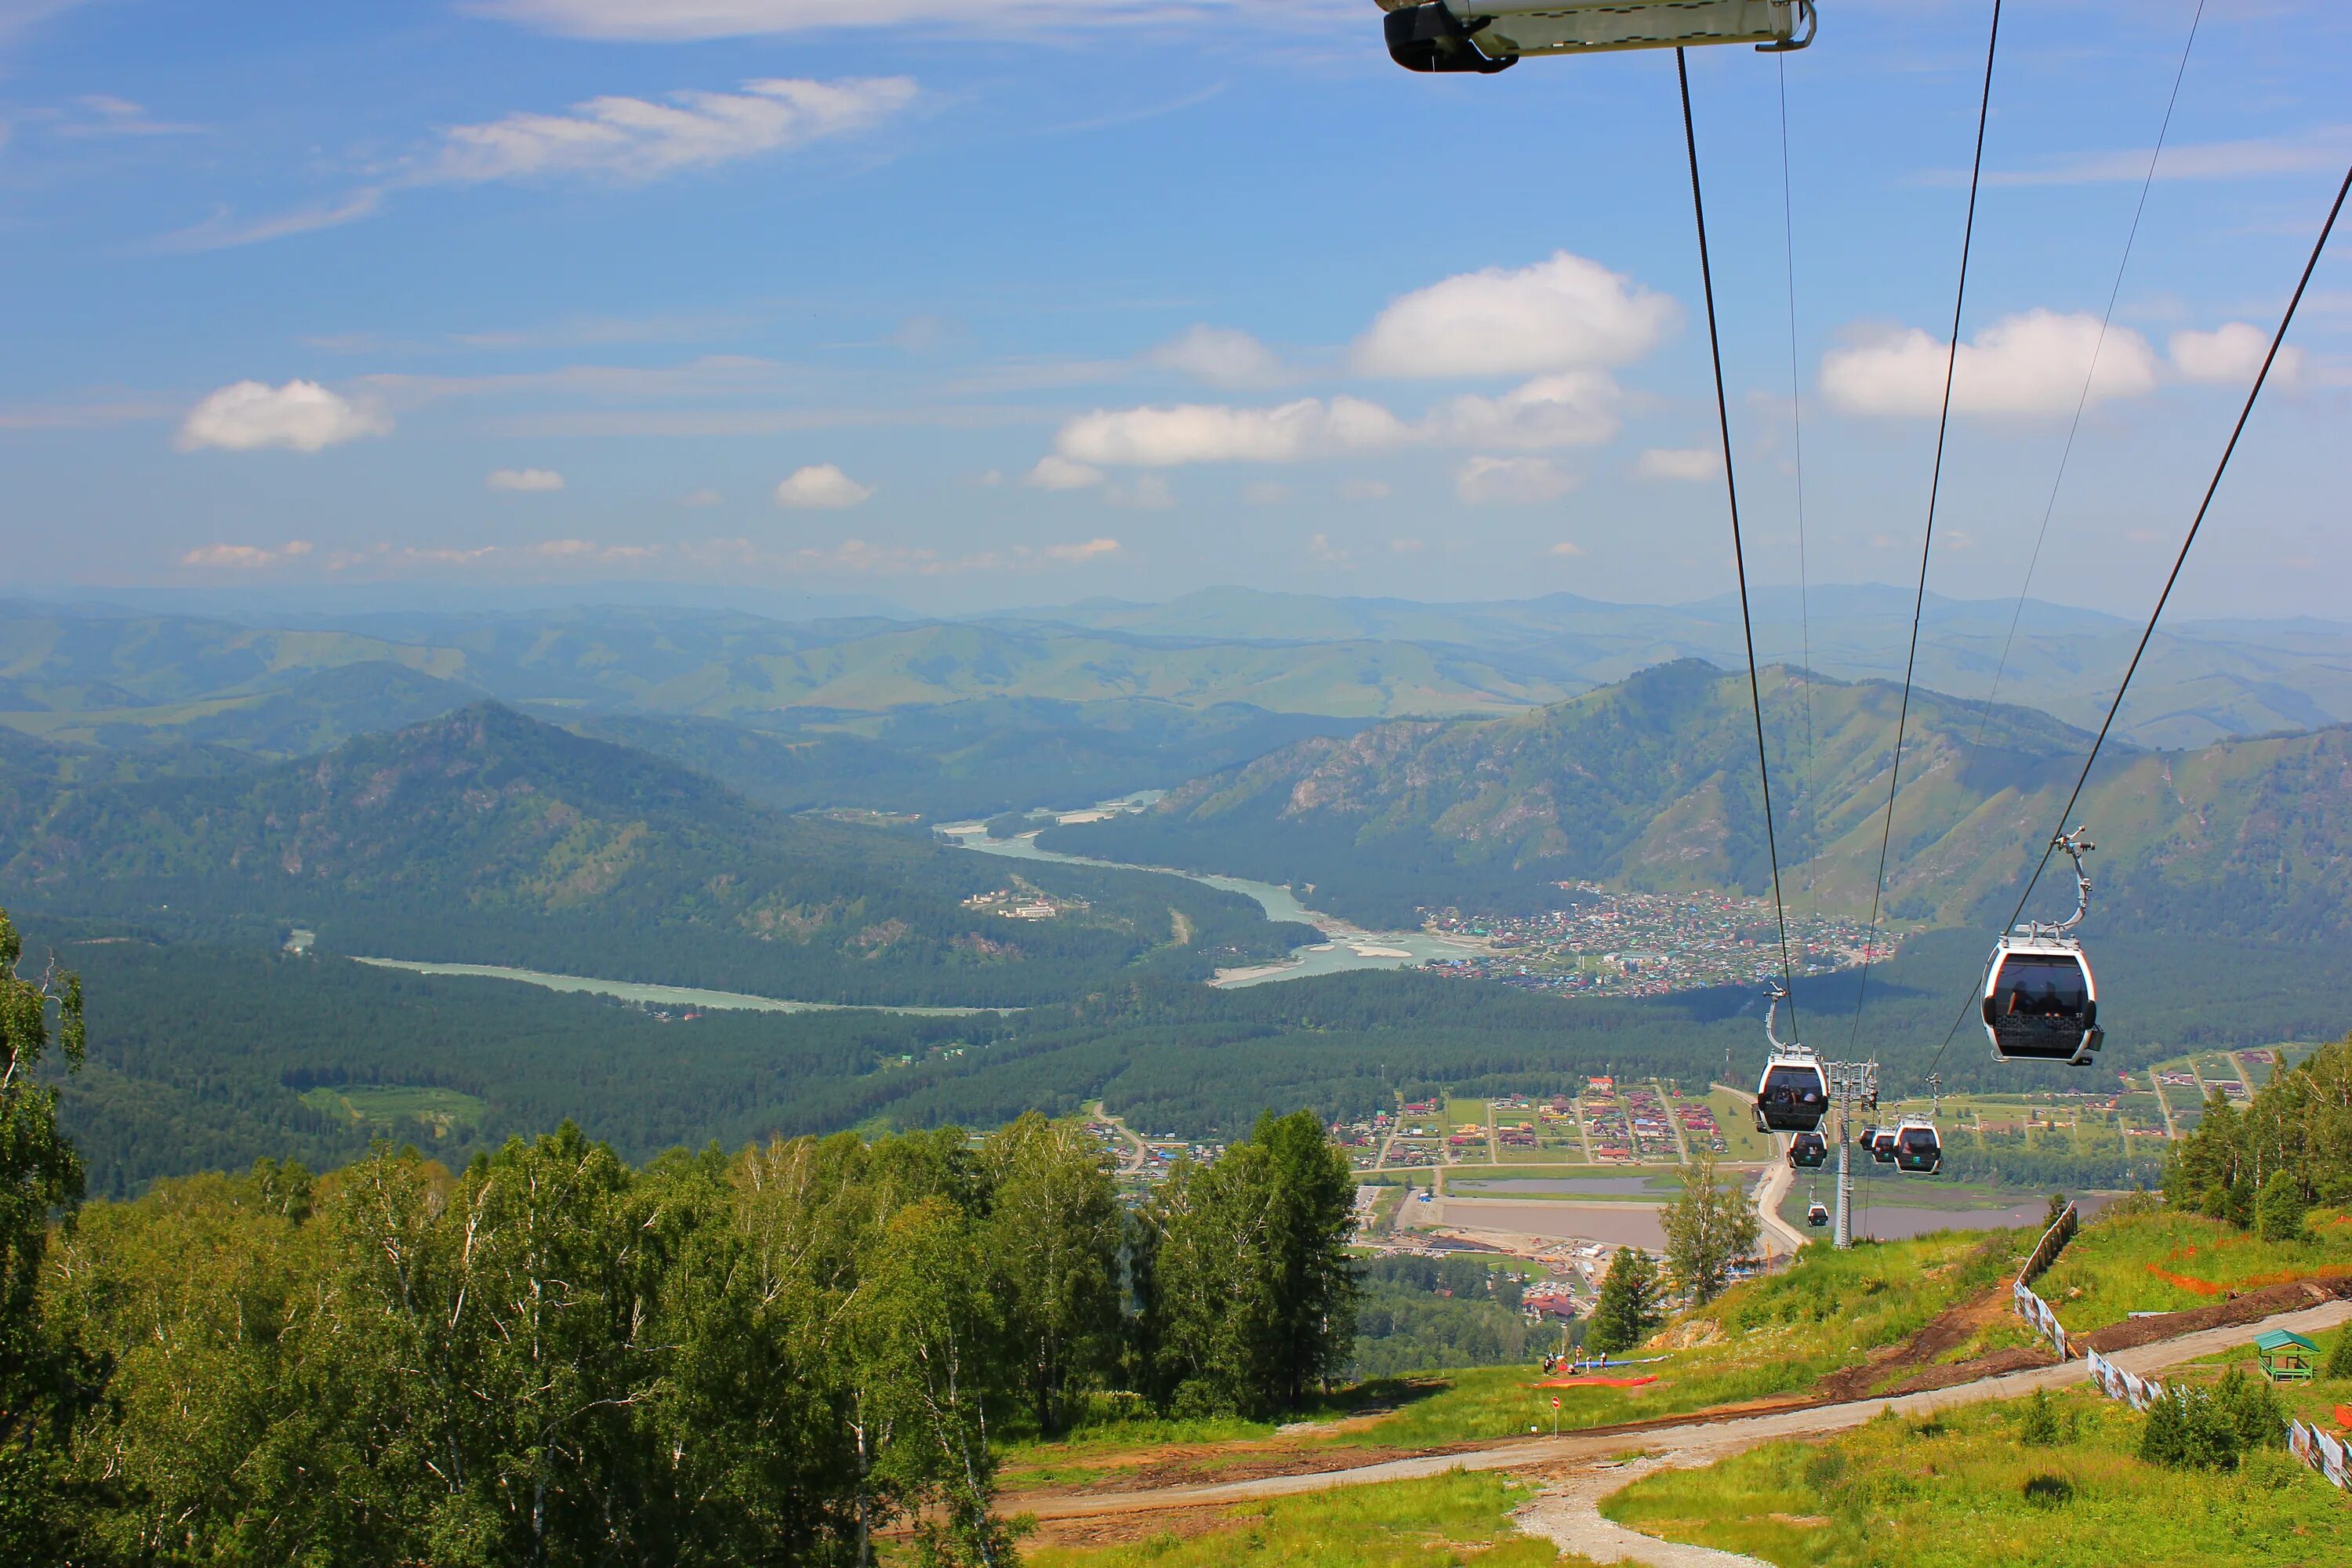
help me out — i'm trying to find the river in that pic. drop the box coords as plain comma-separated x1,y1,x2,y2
934,817,1486,987
349,958,999,1016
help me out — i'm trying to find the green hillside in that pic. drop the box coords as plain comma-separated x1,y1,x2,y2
1047,660,2352,937
0,705,1307,1007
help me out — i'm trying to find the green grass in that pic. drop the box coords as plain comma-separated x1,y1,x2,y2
2035,1205,2352,1334
296,1083,487,1138
2176,1323,2352,1429
1023,1470,1590,1568
1344,1228,2030,1448
1600,1384,2350,1567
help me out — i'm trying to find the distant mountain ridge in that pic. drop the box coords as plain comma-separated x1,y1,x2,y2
0,704,1305,1005
1043,659,2352,940
5,593,2348,750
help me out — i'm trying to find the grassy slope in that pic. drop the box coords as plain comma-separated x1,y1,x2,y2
2038,1206,2352,1334
1601,1385,2347,1567
1020,1471,1584,1568
1336,1229,2031,1449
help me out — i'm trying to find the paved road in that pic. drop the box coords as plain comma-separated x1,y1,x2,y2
1751,1152,1808,1260
1012,1298,2352,1523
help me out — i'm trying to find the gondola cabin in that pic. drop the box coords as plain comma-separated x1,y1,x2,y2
1753,1050,1828,1134
1788,1131,1828,1169
1982,935,2103,1065
1806,1201,1830,1228
1378,0,1814,73
1892,1120,1942,1175
1867,1127,1898,1165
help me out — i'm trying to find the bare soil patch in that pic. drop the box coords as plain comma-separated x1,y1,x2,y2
2077,1275,2352,1355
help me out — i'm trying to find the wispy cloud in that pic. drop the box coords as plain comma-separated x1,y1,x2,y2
1955,129,2352,188
476,0,1236,42
153,77,917,250
53,95,203,137
155,191,388,253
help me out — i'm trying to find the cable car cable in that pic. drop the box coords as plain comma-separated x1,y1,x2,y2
1924,154,2352,1078
1777,53,1819,922
1846,0,2003,1058
1677,45,1798,1026
1950,0,2205,812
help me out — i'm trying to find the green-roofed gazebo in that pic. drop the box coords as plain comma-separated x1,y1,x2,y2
2253,1329,2318,1383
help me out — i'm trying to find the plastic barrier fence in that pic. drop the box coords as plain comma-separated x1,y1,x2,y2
2014,1280,2071,1360
2083,1347,2165,1412
2010,1202,2081,1359
2017,1201,2079,1287
2288,1420,2352,1491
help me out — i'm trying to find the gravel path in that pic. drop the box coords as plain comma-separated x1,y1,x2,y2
1512,1454,1770,1567
1011,1298,2352,1526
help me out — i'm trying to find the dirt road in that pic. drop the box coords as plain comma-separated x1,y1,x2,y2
1008,1298,2352,1523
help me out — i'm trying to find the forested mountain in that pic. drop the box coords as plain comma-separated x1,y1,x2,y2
572,700,1365,820
1046,660,2352,937
0,705,1308,1006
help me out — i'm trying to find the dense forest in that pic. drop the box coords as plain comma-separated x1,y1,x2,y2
2167,1033,2352,1229
30,920,2351,1198
1351,1254,1562,1379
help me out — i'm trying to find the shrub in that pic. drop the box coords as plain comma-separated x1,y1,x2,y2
2020,1473,2074,1508
2017,1389,2060,1447
2327,1329,2352,1381
2212,1367,2285,1451
2139,1385,2241,1471
2256,1175,2310,1244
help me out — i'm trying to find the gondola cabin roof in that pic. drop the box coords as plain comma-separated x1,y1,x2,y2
1377,0,1811,67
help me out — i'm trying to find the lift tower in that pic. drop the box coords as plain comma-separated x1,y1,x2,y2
1823,1060,1878,1250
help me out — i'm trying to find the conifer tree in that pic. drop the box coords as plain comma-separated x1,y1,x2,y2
1587,1247,1663,1355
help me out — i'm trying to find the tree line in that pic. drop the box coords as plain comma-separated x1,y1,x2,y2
2,899,1366,1566
2165,1033,2352,1240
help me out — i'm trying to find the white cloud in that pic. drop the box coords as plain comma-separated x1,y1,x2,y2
1042,537,1120,562
180,539,313,569
176,380,391,452
1819,309,2161,418
1027,454,1105,490
1338,478,1393,502
488,466,566,492
1242,481,1290,506
1457,456,1575,506
477,0,1233,40
1056,396,1407,466
679,488,724,506
2169,323,2304,387
1309,532,1348,564
1433,371,1622,449
775,463,873,509
428,76,917,184
1390,537,1425,554
1548,540,1584,557
1146,325,1287,389
1352,252,1679,379
1636,445,1721,481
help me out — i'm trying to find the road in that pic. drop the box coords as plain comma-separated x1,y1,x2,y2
1750,1152,1809,1261
1009,1298,2352,1524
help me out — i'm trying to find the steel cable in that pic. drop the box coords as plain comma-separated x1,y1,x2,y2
1677,46,1798,1032
1847,0,2004,1056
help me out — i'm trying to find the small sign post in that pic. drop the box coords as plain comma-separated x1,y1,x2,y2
1551,1395,1561,1437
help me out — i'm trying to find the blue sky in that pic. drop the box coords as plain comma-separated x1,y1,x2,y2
2,0,2347,618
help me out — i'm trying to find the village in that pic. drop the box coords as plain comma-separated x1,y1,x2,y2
1422,888,1896,997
